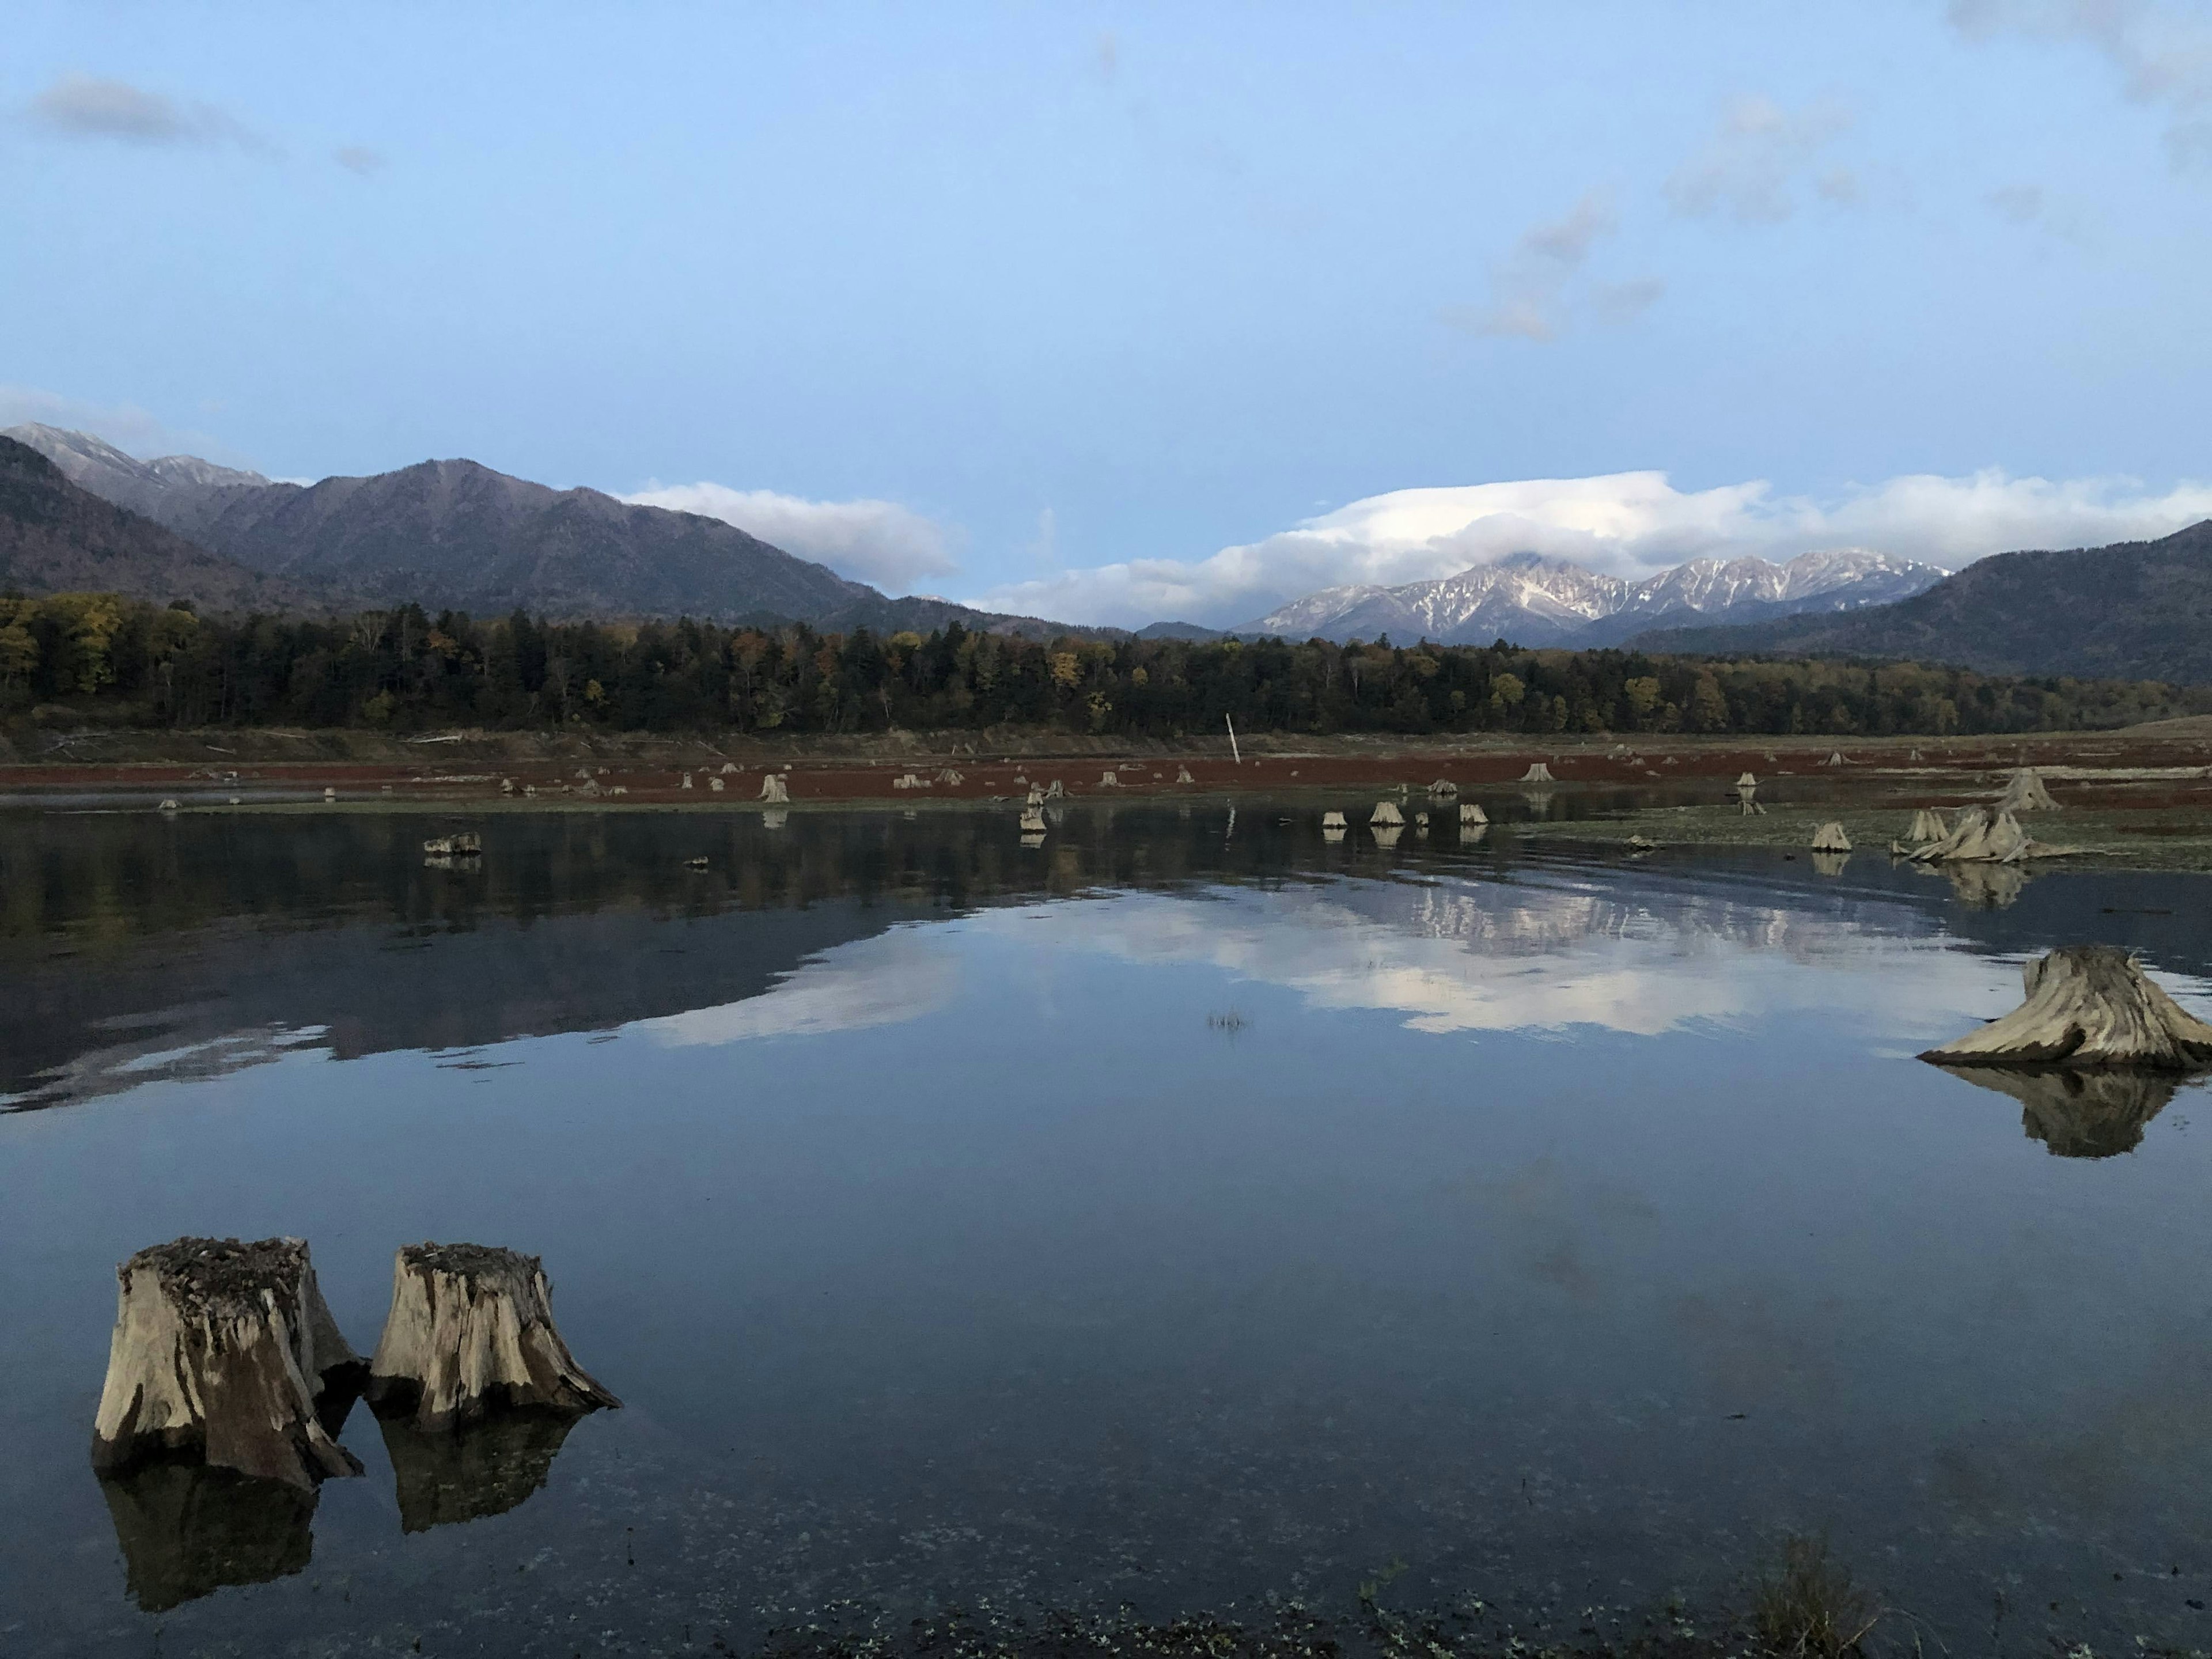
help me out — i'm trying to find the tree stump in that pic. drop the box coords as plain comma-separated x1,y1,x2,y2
1175,766,1195,783
1920,945,2212,1068
1518,763,1555,783
758,774,790,803
1810,821,1852,852
92,1237,366,1490
1995,768,2059,812
1459,802,1487,824
1370,800,1404,825
1908,808,1948,843
1019,806,1047,833
367,1244,619,1429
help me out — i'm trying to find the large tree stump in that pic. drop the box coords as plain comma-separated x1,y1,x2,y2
1995,767,2059,812
367,1243,619,1429
92,1237,365,1490
1920,945,2212,1068
1518,763,1555,783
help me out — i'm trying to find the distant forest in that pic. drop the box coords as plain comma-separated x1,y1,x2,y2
3,593,2207,738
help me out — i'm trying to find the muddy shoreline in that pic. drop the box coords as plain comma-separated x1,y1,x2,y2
11,722,2212,874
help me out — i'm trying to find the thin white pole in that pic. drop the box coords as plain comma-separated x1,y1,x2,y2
1225,714,1241,764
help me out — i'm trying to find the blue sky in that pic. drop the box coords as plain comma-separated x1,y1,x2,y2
7,1,2212,624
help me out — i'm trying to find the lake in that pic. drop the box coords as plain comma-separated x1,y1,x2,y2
5,800,2212,1657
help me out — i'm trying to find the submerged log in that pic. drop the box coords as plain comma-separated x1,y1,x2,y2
367,1243,619,1430
1996,767,2059,812
92,1237,366,1490
1518,763,1555,783
1919,945,2212,1069
1810,821,1852,852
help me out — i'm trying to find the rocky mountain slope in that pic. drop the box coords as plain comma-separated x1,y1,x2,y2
1248,548,1948,646
1635,520,2212,681
0,437,322,612
3,426,1104,639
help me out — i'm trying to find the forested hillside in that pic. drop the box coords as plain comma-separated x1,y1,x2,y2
2,592,2202,738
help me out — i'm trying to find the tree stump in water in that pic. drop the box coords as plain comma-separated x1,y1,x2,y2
758,774,790,803
1995,768,2059,813
1810,821,1852,852
92,1237,365,1490
1907,808,1948,843
1370,801,1404,825
367,1244,619,1429
1921,945,2212,1068
1518,763,1554,783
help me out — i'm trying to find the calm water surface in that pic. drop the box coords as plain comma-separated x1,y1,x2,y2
5,801,2212,1656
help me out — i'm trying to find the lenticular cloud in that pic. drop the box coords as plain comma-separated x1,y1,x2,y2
964,468,2212,630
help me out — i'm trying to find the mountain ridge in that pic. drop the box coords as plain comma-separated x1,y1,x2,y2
1247,547,1950,647
0,437,325,613
3,425,1115,641
1631,520,2212,681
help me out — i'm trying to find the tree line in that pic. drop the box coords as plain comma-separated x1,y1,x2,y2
3,592,2205,739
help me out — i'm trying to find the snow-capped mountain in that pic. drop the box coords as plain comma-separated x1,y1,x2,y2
2,423,271,520
1246,548,1950,647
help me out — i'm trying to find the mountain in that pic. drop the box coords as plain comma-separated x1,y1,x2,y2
1633,520,2212,681
1247,548,1949,647
0,437,321,612
3,426,1107,639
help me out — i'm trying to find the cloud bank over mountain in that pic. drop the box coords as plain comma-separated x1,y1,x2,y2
965,468,2212,630
623,480,959,593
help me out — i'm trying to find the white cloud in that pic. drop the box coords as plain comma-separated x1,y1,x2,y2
963,468,2212,628
1665,96,1855,222
28,74,271,153
1441,191,1659,342
623,480,959,593
1951,0,2212,166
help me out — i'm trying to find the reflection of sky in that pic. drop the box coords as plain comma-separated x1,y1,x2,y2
626,869,2212,1050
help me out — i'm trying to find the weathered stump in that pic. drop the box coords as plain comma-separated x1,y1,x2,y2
758,774,790,803
1019,806,1047,833
1995,768,2059,812
1370,800,1404,826
1920,945,2212,1067
1428,778,1459,798
367,1243,619,1430
1320,810,1347,829
1810,821,1852,852
1459,802,1487,825
1175,766,1195,784
1518,763,1554,783
1907,808,1948,843
92,1237,365,1490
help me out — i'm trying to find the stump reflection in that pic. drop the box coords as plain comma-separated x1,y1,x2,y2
374,1406,582,1532
98,1460,316,1612
1933,1064,2190,1158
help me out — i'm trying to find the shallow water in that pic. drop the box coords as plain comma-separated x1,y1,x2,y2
6,802,2212,1656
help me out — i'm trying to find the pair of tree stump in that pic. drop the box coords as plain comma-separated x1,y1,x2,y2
92,1239,616,1490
